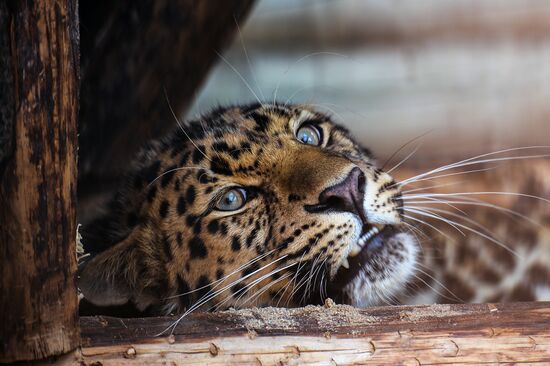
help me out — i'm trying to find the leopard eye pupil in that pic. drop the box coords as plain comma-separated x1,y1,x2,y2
225,192,236,204
296,124,321,146
215,188,246,211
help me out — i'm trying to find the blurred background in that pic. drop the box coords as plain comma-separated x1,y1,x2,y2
191,0,550,165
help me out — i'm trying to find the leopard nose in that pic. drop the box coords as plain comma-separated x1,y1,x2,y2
317,167,366,218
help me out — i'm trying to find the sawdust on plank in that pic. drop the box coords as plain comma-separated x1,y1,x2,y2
400,304,464,322
223,298,377,331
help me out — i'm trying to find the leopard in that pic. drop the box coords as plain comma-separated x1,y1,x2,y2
78,102,550,315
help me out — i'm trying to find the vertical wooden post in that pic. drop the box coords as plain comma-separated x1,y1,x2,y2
78,0,256,196
0,0,80,362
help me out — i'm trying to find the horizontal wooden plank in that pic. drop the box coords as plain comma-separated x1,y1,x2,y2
46,301,550,365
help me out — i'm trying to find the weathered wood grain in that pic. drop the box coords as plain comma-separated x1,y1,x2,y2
0,0,80,362
78,0,256,190
49,302,550,365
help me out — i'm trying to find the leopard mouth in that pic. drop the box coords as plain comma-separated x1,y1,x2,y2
348,223,386,258
335,223,395,279
322,224,400,304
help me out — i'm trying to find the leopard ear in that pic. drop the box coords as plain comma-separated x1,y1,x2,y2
78,235,142,308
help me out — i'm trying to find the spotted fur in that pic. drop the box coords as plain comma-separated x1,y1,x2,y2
79,104,550,315
79,103,416,313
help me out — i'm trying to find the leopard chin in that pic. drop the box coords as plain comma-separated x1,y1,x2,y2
330,227,418,307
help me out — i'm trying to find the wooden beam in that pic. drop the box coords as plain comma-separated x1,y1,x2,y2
49,301,550,365
0,0,80,362
78,0,256,197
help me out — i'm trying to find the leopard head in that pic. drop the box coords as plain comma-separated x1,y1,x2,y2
78,103,418,313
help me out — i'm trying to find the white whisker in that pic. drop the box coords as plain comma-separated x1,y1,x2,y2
404,207,521,258
402,214,454,241
399,146,550,187
402,181,464,194
234,16,265,101
403,198,541,227
398,166,498,187
273,51,353,104
165,249,277,299
405,208,466,236
147,166,205,187
381,130,433,170
402,191,550,205
157,255,289,335
215,51,263,105
164,89,212,162
386,144,421,174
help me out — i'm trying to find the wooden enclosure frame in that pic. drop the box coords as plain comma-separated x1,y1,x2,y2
1,1,549,365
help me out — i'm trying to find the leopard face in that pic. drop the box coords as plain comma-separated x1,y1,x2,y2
79,103,418,314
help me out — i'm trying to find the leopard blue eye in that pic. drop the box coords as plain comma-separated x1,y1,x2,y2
296,124,321,146
215,188,247,211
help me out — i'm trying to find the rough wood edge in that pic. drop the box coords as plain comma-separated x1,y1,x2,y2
0,0,80,363
43,301,550,365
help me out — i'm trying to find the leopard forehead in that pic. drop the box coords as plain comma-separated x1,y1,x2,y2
80,102,414,313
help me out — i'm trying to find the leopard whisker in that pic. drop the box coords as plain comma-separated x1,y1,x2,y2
165,248,277,299
164,89,212,163
303,103,345,123
381,130,433,171
409,206,504,243
398,166,499,187
283,86,323,107
194,255,290,312
402,181,464,194
215,50,263,106
303,253,323,302
233,262,297,306
386,144,422,175
407,205,519,261
410,269,463,304
290,263,315,306
303,254,327,304
403,198,541,227
234,15,266,101
398,146,550,187
401,154,550,187
316,257,329,303
403,207,521,258
241,272,293,308
213,261,297,311
402,191,550,205
406,195,469,216
401,221,428,256
402,213,455,241
278,252,308,307
157,255,289,336
405,207,466,236
319,264,328,302
414,263,460,300
402,220,429,240
320,101,373,122
374,280,398,306
273,51,353,105
147,166,209,188
285,249,318,307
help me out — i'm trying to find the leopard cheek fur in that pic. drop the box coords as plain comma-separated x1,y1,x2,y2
78,103,418,314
